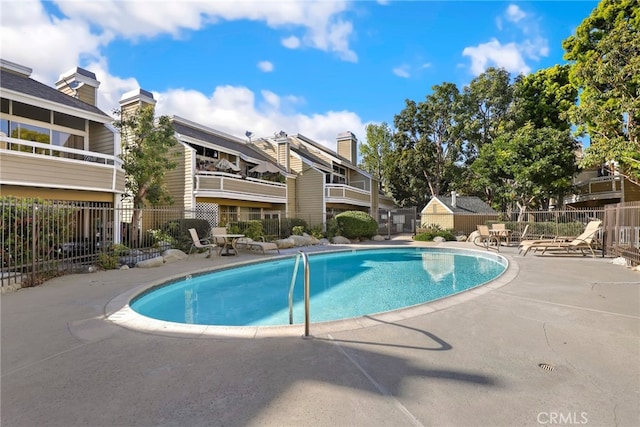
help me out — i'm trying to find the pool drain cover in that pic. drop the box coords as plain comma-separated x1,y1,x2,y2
538,363,555,371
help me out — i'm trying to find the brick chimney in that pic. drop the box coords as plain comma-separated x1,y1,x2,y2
336,131,357,164
56,67,100,106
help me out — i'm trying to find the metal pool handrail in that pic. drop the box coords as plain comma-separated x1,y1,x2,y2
288,251,311,336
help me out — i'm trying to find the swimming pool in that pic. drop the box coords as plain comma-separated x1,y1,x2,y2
130,248,507,327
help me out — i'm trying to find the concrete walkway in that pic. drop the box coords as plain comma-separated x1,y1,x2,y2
1,237,639,426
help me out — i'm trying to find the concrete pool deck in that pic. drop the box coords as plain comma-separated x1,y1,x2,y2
1,236,639,426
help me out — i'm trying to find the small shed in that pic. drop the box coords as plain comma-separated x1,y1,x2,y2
420,192,498,235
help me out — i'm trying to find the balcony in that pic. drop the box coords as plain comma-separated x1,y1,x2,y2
565,175,623,205
195,171,287,203
325,184,371,206
0,135,125,193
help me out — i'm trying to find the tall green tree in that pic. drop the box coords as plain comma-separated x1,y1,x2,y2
459,68,514,203
460,67,513,160
472,123,578,217
113,105,179,245
563,0,640,184
359,122,394,194
392,83,463,205
510,64,577,131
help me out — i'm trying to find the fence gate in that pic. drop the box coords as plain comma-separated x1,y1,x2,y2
603,201,640,265
377,207,417,236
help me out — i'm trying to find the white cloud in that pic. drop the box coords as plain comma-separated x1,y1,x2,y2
462,39,530,75
0,0,364,151
281,36,301,49
52,0,356,61
392,65,411,78
257,61,274,72
505,4,526,23
156,86,365,151
463,5,548,76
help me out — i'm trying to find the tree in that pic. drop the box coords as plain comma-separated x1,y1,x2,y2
391,83,463,204
563,0,640,184
510,64,577,131
359,122,394,194
459,68,514,204
473,123,578,218
113,105,179,245
460,67,514,160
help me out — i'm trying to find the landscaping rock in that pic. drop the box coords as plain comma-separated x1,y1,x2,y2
433,236,446,243
467,231,480,242
456,235,467,242
290,235,316,247
276,238,295,249
163,249,188,264
135,256,164,268
611,257,628,266
372,235,385,241
331,236,351,244
119,265,130,270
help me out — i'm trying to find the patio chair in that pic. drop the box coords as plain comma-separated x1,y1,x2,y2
520,220,602,257
236,236,280,255
473,225,501,252
188,228,217,257
490,223,512,246
510,224,530,245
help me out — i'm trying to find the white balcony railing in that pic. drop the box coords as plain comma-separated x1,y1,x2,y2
324,183,371,206
195,171,287,203
0,135,124,193
0,135,122,166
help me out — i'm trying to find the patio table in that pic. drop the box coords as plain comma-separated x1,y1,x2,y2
210,233,245,256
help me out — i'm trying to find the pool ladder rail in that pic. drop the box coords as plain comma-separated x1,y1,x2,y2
288,251,311,337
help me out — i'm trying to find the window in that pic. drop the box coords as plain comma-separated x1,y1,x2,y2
12,101,50,123
54,112,85,131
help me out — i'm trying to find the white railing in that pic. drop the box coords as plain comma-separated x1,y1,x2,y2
195,171,287,202
324,183,370,205
1,135,122,167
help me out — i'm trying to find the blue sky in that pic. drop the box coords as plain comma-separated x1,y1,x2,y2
1,0,599,151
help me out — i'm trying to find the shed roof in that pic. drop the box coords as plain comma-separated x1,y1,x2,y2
427,196,497,214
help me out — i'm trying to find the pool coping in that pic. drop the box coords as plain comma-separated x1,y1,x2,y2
105,246,519,338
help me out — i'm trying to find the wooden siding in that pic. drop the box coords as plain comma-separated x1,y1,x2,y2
296,167,324,225
0,152,120,192
624,178,640,202
76,85,97,107
286,176,296,218
289,154,303,173
88,122,115,155
422,214,454,230
164,144,189,209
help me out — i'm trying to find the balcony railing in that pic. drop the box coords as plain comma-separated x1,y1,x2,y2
0,136,124,193
325,184,370,206
194,171,287,203
565,175,623,204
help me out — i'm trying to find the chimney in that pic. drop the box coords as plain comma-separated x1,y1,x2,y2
336,131,357,164
119,88,156,115
274,131,290,172
451,191,457,208
56,67,100,106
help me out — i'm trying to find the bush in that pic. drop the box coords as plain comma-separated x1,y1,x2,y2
326,217,341,239
335,211,378,239
292,225,305,235
414,224,456,241
161,218,211,252
281,218,308,237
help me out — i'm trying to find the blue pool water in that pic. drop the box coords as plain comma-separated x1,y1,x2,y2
131,248,506,326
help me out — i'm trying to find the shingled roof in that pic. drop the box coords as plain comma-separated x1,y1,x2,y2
433,195,497,214
171,120,276,163
0,68,109,118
